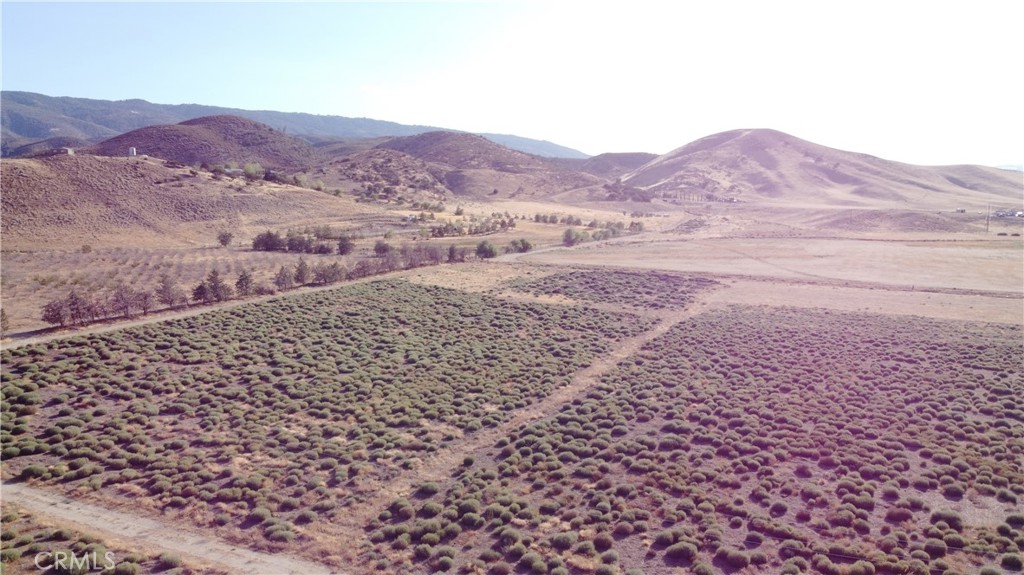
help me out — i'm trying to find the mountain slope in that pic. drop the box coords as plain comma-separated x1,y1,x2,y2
623,129,1022,208
1,91,589,158
87,115,323,170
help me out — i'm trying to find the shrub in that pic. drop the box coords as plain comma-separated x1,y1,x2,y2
157,553,182,569
1002,554,1024,571
665,541,698,561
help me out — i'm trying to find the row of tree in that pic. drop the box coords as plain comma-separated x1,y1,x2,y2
39,243,480,328
252,230,354,255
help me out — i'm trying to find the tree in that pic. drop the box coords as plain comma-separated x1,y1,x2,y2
41,298,70,327
110,282,138,319
135,290,155,315
294,258,311,285
252,230,285,252
0,308,8,336
475,241,498,259
337,236,355,255
206,269,232,302
192,282,211,305
447,244,467,263
156,274,186,308
313,262,345,285
217,231,234,247
273,266,294,291
235,269,254,297
505,239,533,254
374,240,393,257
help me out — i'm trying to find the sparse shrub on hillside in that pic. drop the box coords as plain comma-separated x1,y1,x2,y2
374,240,393,257
505,239,532,254
337,236,355,255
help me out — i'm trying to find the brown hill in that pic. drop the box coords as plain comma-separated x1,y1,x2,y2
376,131,549,173
623,129,1022,209
87,115,323,171
577,152,659,178
0,154,383,250
8,136,95,158
370,131,601,198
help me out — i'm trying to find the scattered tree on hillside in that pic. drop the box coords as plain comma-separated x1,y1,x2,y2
505,239,533,254
273,266,294,291
374,240,393,257
235,269,254,297
294,258,311,286
217,231,234,247
476,241,498,259
562,228,590,246
337,236,355,255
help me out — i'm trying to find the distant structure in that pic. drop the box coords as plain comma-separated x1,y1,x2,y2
128,147,137,157
61,147,75,156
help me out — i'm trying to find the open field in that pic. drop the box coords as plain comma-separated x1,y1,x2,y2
3,196,1023,575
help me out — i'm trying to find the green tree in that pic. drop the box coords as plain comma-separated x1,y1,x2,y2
206,269,232,302
252,230,285,252
294,258,311,285
235,269,254,297
191,282,211,305
475,241,498,259
217,231,234,247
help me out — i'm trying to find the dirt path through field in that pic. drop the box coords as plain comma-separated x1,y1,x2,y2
1,481,344,575
341,285,727,528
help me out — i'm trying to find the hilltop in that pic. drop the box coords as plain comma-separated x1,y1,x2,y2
1,91,589,159
622,128,1022,209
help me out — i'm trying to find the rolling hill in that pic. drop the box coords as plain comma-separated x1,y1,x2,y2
622,128,1022,209
0,154,386,250
87,115,323,171
1,91,589,159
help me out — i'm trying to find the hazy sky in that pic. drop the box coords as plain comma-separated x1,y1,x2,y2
2,1,1021,166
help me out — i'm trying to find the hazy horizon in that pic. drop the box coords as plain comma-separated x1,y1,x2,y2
2,1,1022,167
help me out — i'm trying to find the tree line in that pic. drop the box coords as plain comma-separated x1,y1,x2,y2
39,243,477,329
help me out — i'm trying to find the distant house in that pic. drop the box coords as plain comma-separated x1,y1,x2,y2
60,147,75,156
223,168,244,177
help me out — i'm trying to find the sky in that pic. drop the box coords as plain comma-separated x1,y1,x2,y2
2,1,1022,167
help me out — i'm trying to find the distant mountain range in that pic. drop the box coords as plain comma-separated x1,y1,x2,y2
0,91,590,159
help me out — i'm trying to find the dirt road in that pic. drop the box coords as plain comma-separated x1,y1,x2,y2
1,481,344,575
343,287,727,527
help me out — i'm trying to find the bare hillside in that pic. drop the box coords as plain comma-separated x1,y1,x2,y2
87,115,324,171
0,155,384,250
624,129,1022,209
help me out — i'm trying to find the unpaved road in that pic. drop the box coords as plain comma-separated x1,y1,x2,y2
343,287,727,527
1,482,344,575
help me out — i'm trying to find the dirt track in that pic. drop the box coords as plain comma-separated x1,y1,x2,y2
1,482,343,575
